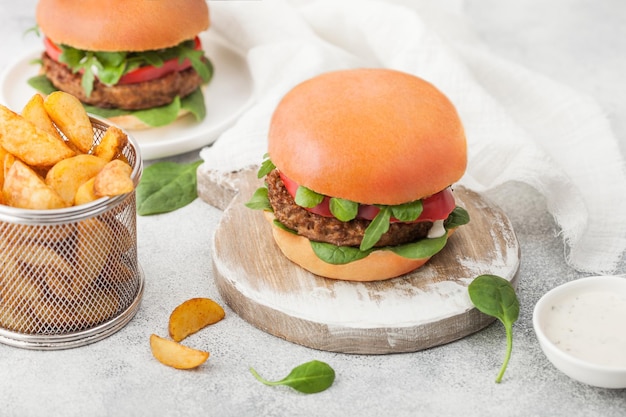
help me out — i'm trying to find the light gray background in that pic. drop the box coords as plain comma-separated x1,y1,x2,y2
0,1,624,416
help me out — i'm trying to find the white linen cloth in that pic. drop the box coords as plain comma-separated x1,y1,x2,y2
199,0,626,274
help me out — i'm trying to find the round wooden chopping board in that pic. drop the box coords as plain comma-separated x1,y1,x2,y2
202,168,520,354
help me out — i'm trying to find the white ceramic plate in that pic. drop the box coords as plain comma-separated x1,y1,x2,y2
0,31,254,160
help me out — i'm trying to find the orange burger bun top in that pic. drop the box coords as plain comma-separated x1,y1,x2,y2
36,0,209,52
268,68,467,205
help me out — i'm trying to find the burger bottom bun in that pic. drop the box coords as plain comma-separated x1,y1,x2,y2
264,212,436,281
106,109,190,131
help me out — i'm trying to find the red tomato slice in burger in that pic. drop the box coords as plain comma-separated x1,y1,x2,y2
279,172,456,223
43,36,203,85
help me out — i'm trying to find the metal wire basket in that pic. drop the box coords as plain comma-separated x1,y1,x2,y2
0,117,144,350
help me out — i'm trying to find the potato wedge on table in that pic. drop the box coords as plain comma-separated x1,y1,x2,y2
169,297,226,342
45,154,108,205
43,91,94,153
2,160,67,209
94,159,134,197
150,334,209,370
0,104,75,167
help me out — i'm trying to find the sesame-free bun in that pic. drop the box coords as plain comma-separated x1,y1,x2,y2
36,0,210,51
268,69,467,205
264,212,453,281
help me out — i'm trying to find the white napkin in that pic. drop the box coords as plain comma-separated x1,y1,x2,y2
200,0,626,274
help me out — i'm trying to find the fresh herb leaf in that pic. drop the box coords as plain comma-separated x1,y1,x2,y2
360,206,391,251
445,206,470,229
310,241,372,264
180,88,206,121
136,160,203,215
295,186,324,208
257,156,275,179
250,360,335,394
386,234,447,259
245,187,272,211
390,200,423,222
273,219,297,234
468,274,519,383
329,197,358,222
133,96,182,127
27,74,57,95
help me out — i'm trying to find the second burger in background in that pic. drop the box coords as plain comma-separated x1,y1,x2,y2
29,0,214,130
246,68,470,282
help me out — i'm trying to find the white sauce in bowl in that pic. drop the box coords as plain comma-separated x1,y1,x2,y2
543,289,626,367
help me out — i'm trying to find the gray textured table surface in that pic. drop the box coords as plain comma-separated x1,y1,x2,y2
0,1,624,416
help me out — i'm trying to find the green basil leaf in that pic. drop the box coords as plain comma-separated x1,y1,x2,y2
468,274,519,383
310,241,372,265
295,186,324,208
136,160,202,215
257,156,276,179
390,199,423,222
385,234,447,259
245,187,272,211
180,88,206,121
27,75,57,95
329,197,358,222
444,206,470,229
360,206,391,251
250,360,335,394
273,219,297,234
133,96,182,127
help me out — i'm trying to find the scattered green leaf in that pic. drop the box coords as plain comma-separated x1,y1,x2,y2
136,160,203,215
250,360,335,394
468,274,519,383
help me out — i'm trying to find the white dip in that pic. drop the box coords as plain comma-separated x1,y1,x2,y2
543,290,626,367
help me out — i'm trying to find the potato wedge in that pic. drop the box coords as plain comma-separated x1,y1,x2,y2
21,93,63,141
0,146,9,189
45,154,108,205
169,298,226,342
93,126,128,162
150,334,210,370
3,160,67,209
93,159,134,197
74,177,99,205
72,217,115,295
0,104,75,167
43,91,93,153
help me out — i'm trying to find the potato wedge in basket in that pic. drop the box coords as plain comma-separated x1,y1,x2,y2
94,159,134,197
150,334,210,370
45,154,108,205
93,125,128,162
21,93,64,142
0,104,75,167
168,297,226,342
43,91,94,154
3,160,67,209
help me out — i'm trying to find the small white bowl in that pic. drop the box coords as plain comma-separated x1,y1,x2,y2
533,275,626,389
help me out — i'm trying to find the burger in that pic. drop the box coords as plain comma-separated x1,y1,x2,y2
246,68,470,281
28,0,213,130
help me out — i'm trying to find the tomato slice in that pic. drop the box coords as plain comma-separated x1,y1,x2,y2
279,172,456,223
43,36,202,85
